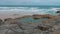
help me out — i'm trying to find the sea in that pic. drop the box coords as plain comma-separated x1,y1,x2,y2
0,5,60,19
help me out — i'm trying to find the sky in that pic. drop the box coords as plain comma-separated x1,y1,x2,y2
0,0,60,5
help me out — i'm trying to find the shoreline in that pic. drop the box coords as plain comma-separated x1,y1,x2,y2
0,14,33,20
0,13,59,20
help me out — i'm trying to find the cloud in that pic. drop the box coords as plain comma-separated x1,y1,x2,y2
0,0,60,5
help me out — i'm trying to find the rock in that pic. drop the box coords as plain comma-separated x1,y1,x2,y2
0,14,60,34
6,30,15,34
39,16,60,33
32,14,53,19
8,20,18,24
32,14,41,19
4,18,13,21
54,32,60,34
53,25,60,30
14,17,21,20
56,11,60,13
0,19,2,22
56,11,60,16
21,15,32,18
0,19,3,25
4,18,18,24
41,14,53,19
4,18,22,24
35,25,49,31
42,16,60,25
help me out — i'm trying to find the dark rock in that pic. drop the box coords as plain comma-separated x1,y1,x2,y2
35,25,49,31
0,19,2,22
32,14,42,19
0,19,3,25
56,11,60,13
32,14,53,19
4,18,13,21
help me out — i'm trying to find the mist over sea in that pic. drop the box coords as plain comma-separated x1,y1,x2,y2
0,5,60,19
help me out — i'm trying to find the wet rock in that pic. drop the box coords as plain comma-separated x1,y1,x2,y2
4,18,13,21
41,14,53,19
0,19,3,25
21,15,32,18
14,17,21,20
32,14,41,19
0,15,60,34
14,15,32,21
56,11,60,16
5,30,15,34
4,18,21,24
40,16,60,33
35,25,49,31
43,16,60,26
32,14,53,20
0,19,2,22
56,11,60,13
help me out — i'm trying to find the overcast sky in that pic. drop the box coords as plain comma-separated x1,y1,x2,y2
0,0,60,5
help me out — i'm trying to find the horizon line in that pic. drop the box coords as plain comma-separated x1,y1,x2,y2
0,5,60,7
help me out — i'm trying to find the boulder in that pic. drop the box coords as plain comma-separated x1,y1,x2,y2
56,11,60,13
56,11,60,16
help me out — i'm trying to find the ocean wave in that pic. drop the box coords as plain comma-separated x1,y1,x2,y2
0,7,60,15
0,7,59,10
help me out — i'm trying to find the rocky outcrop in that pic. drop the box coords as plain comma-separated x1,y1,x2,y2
56,11,60,13
32,14,41,19
0,14,60,34
35,25,49,31
32,14,53,19
0,19,3,25
4,18,19,24
4,18,13,21
41,16,60,31
56,11,60,16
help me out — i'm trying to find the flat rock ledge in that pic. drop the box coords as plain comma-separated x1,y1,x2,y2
0,14,60,34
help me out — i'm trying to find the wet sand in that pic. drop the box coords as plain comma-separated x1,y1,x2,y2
0,13,33,20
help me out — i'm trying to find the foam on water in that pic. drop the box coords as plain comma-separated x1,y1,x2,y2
0,7,60,19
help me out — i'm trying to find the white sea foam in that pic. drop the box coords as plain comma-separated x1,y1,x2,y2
0,7,60,19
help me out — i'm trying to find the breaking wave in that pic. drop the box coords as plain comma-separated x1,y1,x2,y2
0,7,60,16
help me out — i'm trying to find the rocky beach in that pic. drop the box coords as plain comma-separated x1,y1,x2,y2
0,13,60,34
0,0,60,33
0,0,60,34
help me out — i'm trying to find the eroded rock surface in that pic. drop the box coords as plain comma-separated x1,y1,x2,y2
0,14,60,34
32,14,53,19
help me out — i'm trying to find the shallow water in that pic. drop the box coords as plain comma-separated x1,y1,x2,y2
20,17,48,24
